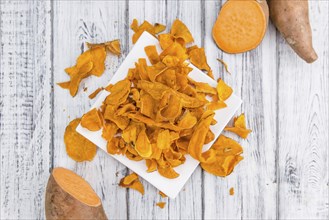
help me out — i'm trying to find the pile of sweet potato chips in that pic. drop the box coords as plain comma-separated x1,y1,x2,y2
61,19,251,195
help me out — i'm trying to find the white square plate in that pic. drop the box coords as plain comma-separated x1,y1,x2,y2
77,32,242,198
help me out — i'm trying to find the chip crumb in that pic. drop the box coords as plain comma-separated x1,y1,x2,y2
83,87,88,92
217,58,231,74
159,191,167,198
229,187,234,196
156,202,166,209
88,87,104,99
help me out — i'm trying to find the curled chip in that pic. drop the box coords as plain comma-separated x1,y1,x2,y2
224,113,252,139
58,45,107,97
131,19,166,44
216,79,233,101
87,39,121,56
156,202,166,209
119,173,145,195
188,47,211,72
217,58,231,74
201,135,243,177
81,108,103,131
64,118,97,162
170,19,194,44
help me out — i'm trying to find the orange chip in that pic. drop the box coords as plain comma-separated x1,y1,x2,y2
64,118,97,162
57,81,70,89
102,122,118,142
171,19,194,43
158,33,174,50
201,135,243,177
229,187,234,196
158,165,179,179
225,113,252,139
87,39,121,56
189,47,211,72
88,87,104,99
217,58,231,74
159,191,167,198
135,129,153,158
146,159,157,172
160,42,188,62
81,108,103,131
156,202,166,209
144,45,160,65
119,173,145,195
206,101,227,110
216,79,233,101
188,111,215,161
154,23,166,34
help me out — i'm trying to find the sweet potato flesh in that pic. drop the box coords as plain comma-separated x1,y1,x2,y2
213,0,267,53
52,167,101,206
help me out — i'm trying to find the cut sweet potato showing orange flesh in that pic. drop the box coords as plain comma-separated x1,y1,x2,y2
45,167,107,219
213,0,269,53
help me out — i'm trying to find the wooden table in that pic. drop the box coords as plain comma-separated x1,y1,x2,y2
1,1,328,219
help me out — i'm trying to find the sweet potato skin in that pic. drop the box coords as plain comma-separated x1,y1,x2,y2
269,0,317,63
45,170,107,220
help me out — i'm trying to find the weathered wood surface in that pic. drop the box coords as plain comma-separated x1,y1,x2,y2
0,0,328,219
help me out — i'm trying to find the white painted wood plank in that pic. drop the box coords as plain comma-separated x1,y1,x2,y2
0,0,52,219
277,1,329,219
52,1,128,219
203,0,278,219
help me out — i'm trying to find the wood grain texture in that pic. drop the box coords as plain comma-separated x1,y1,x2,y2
277,1,329,219
0,0,52,219
203,1,278,219
0,0,328,219
52,1,128,219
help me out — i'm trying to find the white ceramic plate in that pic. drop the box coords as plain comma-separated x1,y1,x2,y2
76,32,242,198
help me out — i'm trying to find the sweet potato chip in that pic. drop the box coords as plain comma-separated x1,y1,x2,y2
171,19,194,44
87,39,121,56
156,202,166,209
154,23,166,34
216,79,233,101
159,191,167,198
229,187,234,196
189,47,211,72
88,87,104,99
158,33,174,50
217,58,231,74
135,129,153,158
119,173,145,195
157,129,171,150
146,159,157,172
188,111,215,162
64,118,97,162
224,113,252,139
145,45,160,65
102,122,118,142
201,135,243,177
206,101,227,110
158,165,179,179
81,108,103,131
57,81,71,89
